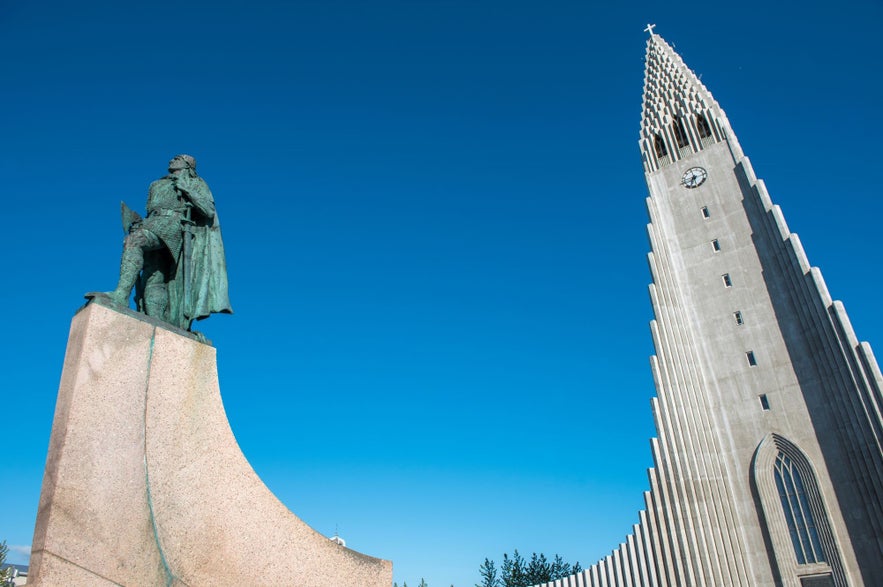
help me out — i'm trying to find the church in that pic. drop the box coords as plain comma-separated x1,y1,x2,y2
538,31,883,587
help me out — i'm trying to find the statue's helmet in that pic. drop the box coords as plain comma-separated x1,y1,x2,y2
169,154,197,171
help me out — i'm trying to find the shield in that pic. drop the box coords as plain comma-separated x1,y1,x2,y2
121,201,143,233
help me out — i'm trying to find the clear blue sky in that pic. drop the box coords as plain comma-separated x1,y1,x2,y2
2,2,881,585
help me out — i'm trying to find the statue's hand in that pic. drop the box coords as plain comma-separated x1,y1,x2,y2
175,173,196,196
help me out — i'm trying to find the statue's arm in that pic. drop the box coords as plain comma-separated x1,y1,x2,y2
176,175,216,219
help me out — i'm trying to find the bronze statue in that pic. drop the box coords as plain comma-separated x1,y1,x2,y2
89,155,232,331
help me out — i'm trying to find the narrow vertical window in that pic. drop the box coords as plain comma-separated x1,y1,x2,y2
711,238,721,252
774,453,827,564
696,114,713,139
747,351,757,366
722,273,732,287
701,206,710,218
759,394,770,410
734,311,744,325
654,134,668,158
673,117,689,148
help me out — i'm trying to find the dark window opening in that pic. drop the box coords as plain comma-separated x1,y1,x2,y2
696,114,713,139
799,575,835,587
722,273,732,287
747,351,757,366
712,239,721,252
734,311,744,325
701,206,710,218
654,134,668,158
673,117,689,148
759,394,770,410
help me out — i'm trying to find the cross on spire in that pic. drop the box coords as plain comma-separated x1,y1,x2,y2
644,23,656,36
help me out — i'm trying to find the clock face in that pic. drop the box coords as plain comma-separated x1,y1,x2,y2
681,166,708,188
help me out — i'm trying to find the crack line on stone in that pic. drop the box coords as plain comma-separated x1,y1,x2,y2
143,327,177,586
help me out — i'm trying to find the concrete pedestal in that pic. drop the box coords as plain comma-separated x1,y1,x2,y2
29,302,392,586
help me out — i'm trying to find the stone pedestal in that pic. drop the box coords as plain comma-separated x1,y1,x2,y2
29,303,392,586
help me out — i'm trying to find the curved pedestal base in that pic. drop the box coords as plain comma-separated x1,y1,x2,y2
30,303,392,586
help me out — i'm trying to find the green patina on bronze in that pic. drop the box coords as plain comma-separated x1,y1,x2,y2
87,155,232,332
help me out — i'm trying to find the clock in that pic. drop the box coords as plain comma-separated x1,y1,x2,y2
681,166,708,188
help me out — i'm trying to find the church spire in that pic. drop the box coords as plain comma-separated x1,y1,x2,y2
639,32,737,173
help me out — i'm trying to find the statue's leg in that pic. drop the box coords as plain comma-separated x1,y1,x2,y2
142,253,170,320
105,240,144,307
105,229,160,308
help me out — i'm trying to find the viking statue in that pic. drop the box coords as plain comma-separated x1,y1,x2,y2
93,154,232,331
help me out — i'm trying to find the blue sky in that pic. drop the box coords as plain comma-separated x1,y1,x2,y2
2,1,882,585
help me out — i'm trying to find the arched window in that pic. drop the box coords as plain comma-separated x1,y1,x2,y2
752,435,844,585
774,452,826,565
654,134,668,158
696,114,712,139
673,117,689,149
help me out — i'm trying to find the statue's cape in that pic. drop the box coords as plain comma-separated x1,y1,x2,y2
188,213,233,321
168,211,233,324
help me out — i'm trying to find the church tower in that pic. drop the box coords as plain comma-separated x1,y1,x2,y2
541,31,883,587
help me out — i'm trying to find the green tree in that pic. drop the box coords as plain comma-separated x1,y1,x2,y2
549,553,581,581
525,552,551,584
476,557,499,587
500,550,526,587
0,541,11,582
418,580,428,587
482,550,581,587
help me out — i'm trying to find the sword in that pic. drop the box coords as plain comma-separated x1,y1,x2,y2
181,196,194,330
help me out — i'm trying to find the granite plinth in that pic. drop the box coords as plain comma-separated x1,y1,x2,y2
29,302,392,586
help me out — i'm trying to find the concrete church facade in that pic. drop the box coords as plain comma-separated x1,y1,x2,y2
538,32,883,587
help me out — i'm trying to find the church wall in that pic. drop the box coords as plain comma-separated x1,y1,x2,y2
538,33,882,587
736,159,883,583
646,139,779,585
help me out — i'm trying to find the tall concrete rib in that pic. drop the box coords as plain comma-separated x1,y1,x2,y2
29,302,392,586
536,33,883,587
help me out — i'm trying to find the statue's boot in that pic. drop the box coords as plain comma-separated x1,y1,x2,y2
104,247,143,307
143,283,169,321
